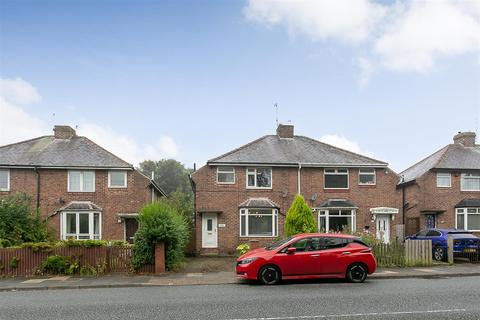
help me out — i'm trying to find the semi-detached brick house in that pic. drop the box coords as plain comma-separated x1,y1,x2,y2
191,124,402,255
399,132,480,236
0,125,166,243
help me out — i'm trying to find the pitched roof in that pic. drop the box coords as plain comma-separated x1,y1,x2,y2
57,201,102,212
455,199,480,208
399,144,480,184
317,199,357,208
208,135,388,167
0,136,132,168
238,198,280,208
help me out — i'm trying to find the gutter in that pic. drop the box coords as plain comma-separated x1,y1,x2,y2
297,163,302,194
208,162,388,168
34,167,40,209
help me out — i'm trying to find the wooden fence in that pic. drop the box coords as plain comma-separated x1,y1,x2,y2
372,240,432,267
0,246,154,277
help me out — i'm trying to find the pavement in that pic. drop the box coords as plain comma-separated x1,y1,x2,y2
1,263,480,291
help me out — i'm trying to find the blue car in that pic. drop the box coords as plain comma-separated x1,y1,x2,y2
406,228,480,261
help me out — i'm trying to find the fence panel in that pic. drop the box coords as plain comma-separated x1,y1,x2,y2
372,241,405,267
405,239,432,267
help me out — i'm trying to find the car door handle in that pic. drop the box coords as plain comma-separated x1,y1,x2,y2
341,252,351,255
311,254,320,257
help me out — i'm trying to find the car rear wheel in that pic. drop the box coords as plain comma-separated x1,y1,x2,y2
346,263,368,283
433,247,445,261
258,265,281,285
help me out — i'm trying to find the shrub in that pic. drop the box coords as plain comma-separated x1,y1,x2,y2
132,202,189,271
62,239,108,247
10,256,19,269
236,243,250,257
42,255,72,274
284,195,316,237
0,193,51,246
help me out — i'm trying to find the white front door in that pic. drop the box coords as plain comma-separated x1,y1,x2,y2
202,213,218,248
376,215,390,244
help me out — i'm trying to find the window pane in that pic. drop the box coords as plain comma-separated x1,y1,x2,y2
207,219,213,231
247,173,255,187
328,216,352,233
240,215,246,236
326,237,347,249
66,213,76,233
94,213,100,235
468,214,480,230
291,239,309,252
359,168,375,173
319,216,326,232
467,208,477,213
69,171,81,192
110,171,126,187
359,173,375,185
256,168,271,188
218,172,234,183
0,170,8,190
461,175,480,190
79,213,89,234
83,171,95,192
457,214,465,229
248,215,273,236
325,174,348,188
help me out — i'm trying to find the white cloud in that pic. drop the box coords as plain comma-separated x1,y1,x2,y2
245,0,480,77
244,0,386,44
0,77,180,165
319,134,374,157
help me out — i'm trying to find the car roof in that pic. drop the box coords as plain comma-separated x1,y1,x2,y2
294,233,357,239
424,228,470,233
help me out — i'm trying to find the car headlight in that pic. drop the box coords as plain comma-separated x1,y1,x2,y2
238,257,258,265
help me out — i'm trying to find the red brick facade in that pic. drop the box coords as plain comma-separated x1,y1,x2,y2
192,165,401,255
0,168,160,240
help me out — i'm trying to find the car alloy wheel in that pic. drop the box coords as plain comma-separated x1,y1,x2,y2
347,264,367,283
258,265,280,285
433,247,445,261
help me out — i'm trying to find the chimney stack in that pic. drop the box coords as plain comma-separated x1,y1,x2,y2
276,123,294,139
453,131,476,147
53,125,76,139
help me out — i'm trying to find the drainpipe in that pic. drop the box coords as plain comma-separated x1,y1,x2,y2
297,163,302,195
34,167,40,209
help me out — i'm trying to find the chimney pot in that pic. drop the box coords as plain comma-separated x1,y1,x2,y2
53,125,76,139
276,124,294,139
453,131,476,147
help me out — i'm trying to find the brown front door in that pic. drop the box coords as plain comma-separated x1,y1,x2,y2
125,218,139,244
406,217,420,236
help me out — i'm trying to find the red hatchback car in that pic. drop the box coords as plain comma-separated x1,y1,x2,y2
236,233,376,285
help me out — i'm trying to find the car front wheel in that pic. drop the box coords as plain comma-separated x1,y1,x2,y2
258,265,281,285
346,264,368,283
433,247,445,261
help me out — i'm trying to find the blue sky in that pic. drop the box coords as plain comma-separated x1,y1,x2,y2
0,0,479,172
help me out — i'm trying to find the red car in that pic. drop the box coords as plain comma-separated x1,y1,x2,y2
236,233,376,285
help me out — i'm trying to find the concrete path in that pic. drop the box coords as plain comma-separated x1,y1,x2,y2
1,263,480,291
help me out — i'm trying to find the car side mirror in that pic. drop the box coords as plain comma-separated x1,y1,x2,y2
287,247,296,255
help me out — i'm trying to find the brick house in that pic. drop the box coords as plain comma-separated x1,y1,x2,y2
191,124,401,255
0,125,166,242
399,132,480,236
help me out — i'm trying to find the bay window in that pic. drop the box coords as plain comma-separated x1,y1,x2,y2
68,171,95,192
61,211,101,240
324,169,349,189
456,208,480,231
246,168,272,189
240,208,278,237
461,173,480,191
318,209,356,233
359,168,376,185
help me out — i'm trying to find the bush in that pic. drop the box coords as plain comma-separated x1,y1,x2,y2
236,243,250,257
284,195,316,237
62,239,108,247
0,193,51,246
41,255,71,275
132,202,189,271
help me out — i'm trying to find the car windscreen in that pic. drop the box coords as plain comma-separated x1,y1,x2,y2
266,237,293,250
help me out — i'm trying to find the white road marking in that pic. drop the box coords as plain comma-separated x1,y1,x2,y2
222,309,466,320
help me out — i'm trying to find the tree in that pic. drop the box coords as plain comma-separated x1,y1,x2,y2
138,159,192,196
284,195,316,237
0,193,51,247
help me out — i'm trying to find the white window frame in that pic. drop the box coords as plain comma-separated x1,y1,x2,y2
0,169,10,191
246,167,272,189
324,168,349,189
216,167,235,184
455,208,480,232
436,172,451,188
68,170,95,192
317,209,356,233
460,173,480,191
358,168,376,186
60,211,102,240
108,170,128,188
239,208,278,237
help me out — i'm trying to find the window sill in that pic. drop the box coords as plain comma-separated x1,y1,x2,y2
216,182,236,185
67,191,96,193
358,184,376,188
323,188,349,193
246,187,272,190
108,186,127,189
460,190,480,193
239,235,278,238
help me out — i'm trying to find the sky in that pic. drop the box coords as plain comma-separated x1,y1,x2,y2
0,0,479,172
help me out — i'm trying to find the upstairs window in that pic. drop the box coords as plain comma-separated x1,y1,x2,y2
217,167,235,184
68,171,95,192
324,169,349,189
108,171,127,188
436,172,451,188
359,168,376,185
0,170,9,191
246,168,272,188
461,173,480,191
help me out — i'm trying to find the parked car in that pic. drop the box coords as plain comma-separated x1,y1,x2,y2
236,233,376,285
405,228,480,261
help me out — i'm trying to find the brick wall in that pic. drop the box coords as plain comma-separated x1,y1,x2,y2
0,168,153,240
192,165,401,254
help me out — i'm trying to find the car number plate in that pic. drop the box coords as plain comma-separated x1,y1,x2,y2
463,248,476,253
